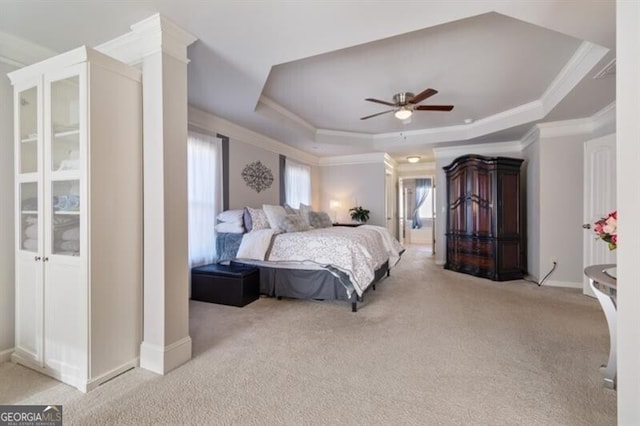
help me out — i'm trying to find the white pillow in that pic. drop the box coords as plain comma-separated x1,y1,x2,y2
262,204,288,232
216,209,244,224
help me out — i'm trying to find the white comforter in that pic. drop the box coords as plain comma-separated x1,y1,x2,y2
236,225,403,297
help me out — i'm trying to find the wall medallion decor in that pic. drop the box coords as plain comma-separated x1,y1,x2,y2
241,161,274,193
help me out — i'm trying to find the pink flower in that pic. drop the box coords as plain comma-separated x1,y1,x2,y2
594,209,617,250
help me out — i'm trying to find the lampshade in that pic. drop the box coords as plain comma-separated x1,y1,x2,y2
394,107,412,120
329,200,341,209
407,156,420,163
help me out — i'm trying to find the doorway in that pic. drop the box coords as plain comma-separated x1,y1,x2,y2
399,176,435,253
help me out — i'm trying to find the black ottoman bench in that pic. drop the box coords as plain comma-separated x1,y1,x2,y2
191,263,260,307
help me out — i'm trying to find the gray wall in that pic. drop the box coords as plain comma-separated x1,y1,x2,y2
318,162,386,226
0,62,16,356
228,138,280,209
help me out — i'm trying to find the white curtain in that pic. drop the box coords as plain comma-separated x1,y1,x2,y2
412,178,431,229
188,130,222,267
284,158,311,208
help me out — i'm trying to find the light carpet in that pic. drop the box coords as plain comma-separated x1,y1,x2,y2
0,245,616,425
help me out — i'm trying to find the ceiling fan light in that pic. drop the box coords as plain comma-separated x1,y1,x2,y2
394,108,412,120
407,156,420,163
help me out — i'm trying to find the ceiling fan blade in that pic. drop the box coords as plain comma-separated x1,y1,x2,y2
410,88,438,104
415,105,454,111
365,98,396,106
360,109,395,120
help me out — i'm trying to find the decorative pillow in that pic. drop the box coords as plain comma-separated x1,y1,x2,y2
278,213,310,233
216,209,244,224
262,204,288,232
243,207,253,232
309,211,333,229
283,203,299,215
299,203,312,228
246,207,269,230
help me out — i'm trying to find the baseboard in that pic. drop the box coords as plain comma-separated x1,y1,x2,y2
542,280,582,289
140,336,192,375
435,260,446,266
0,348,14,363
86,358,138,392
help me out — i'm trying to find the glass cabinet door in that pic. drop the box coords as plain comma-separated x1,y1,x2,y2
50,180,80,256
18,86,38,174
50,76,79,172
20,182,39,253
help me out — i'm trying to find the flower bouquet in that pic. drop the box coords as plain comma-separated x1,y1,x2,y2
594,210,617,250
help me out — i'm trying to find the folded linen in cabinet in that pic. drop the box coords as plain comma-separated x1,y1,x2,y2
25,224,38,239
61,227,79,241
23,238,38,251
59,240,79,252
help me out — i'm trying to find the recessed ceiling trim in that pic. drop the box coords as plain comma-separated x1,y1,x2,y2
189,105,320,166
432,140,523,159
540,40,609,116
0,30,58,67
265,38,608,151
259,95,316,133
318,152,388,166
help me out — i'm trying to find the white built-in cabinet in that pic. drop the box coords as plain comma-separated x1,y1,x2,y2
9,46,143,392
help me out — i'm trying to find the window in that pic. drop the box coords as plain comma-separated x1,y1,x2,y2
418,185,434,219
284,158,311,208
187,130,222,266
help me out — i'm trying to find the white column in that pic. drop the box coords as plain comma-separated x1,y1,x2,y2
97,14,197,374
616,1,640,423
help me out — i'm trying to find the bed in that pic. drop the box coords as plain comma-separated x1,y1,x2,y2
222,225,403,312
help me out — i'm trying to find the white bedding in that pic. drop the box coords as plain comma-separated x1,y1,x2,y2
236,225,403,297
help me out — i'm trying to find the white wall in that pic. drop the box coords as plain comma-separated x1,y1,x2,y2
522,138,540,279
0,61,16,359
318,162,386,226
537,132,587,286
616,1,640,422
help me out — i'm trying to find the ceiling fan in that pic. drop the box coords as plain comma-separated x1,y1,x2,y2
360,88,454,120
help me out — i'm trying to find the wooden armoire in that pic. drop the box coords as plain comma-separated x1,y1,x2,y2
444,155,526,281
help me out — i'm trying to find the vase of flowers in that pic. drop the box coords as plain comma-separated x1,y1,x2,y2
594,210,617,250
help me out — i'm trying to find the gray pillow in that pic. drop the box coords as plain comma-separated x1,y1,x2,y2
309,211,333,229
243,207,253,232
278,213,310,233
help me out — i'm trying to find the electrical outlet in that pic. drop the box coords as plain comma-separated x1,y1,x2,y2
551,258,558,266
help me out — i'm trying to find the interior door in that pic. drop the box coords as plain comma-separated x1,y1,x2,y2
385,171,395,237
583,133,616,296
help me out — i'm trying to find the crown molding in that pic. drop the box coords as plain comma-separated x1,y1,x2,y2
96,13,197,65
397,162,436,174
188,105,320,166
432,140,523,159
540,41,609,116
0,31,57,68
318,152,388,167
591,101,616,132
384,153,397,170
258,96,316,134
